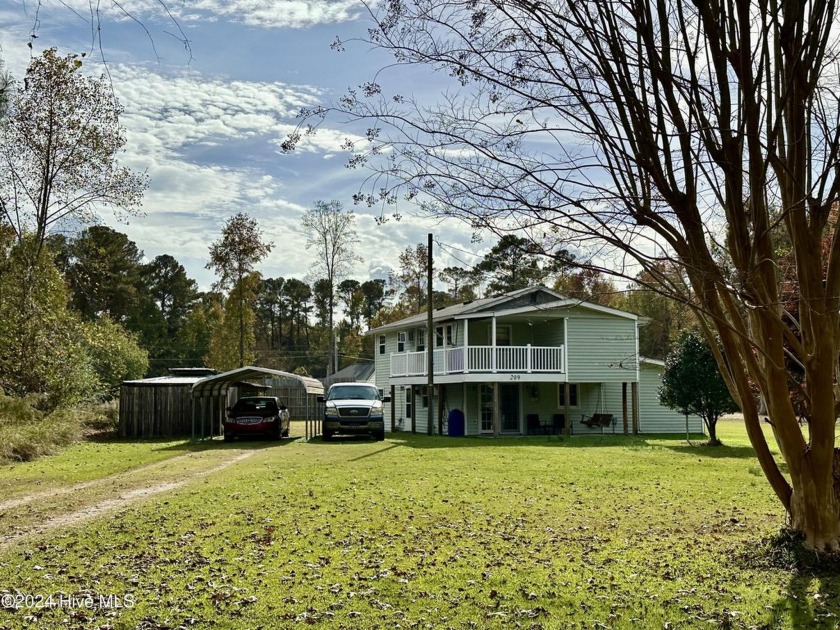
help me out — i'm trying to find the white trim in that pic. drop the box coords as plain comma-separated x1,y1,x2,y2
557,382,580,408
366,286,637,336
635,320,641,382
389,372,569,386
454,299,638,322
464,319,470,372
563,317,569,376
639,357,665,367
491,317,497,373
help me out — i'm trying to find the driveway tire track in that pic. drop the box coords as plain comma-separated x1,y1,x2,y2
0,450,257,548
0,451,200,512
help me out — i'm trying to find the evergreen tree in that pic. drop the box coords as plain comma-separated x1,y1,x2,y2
659,330,738,446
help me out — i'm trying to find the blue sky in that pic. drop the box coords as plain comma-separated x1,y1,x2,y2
0,0,484,290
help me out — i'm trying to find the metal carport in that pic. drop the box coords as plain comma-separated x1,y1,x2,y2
191,366,324,440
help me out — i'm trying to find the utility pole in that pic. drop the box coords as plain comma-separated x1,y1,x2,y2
427,233,435,435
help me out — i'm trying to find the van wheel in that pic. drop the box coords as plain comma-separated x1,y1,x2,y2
374,431,385,441
323,430,333,442
224,433,234,443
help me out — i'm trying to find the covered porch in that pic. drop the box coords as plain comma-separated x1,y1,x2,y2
387,380,641,437
389,310,568,379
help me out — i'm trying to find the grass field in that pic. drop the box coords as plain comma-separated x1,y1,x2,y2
0,420,837,629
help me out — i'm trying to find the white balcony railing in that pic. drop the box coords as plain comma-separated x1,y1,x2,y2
390,345,565,378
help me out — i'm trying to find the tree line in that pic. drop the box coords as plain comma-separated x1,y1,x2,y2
0,47,693,412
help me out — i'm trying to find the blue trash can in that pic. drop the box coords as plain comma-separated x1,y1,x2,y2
447,409,465,436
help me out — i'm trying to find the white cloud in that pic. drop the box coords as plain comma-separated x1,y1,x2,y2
34,0,364,30
0,8,481,292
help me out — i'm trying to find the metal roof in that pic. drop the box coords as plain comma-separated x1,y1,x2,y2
122,375,207,387
191,366,324,397
365,285,638,335
321,363,376,388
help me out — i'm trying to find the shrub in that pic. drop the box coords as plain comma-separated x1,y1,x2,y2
0,391,90,463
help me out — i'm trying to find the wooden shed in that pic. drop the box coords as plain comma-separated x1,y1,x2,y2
119,368,217,438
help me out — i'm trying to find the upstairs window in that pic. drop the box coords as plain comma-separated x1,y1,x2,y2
378,335,386,355
397,332,407,352
416,329,426,352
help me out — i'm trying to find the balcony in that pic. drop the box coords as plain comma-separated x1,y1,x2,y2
390,345,565,378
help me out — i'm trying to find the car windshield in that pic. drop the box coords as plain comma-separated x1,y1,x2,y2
233,398,277,413
327,385,379,401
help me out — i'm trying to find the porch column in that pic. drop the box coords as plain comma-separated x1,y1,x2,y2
463,382,468,436
622,382,629,434
491,316,497,373
411,386,417,433
563,383,571,438
390,384,396,432
493,381,500,437
437,385,445,435
631,381,640,434
464,319,470,373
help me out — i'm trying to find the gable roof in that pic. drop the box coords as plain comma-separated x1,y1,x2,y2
321,363,376,388
367,285,637,335
191,366,324,397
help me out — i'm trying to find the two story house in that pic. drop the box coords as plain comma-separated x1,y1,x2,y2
369,286,701,436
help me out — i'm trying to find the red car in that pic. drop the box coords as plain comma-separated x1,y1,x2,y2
223,396,290,442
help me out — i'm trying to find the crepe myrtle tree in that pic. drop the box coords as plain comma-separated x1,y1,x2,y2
284,0,840,549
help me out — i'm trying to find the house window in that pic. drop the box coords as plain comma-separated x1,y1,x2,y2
398,331,407,352
496,326,512,347
379,335,386,355
558,383,579,408
435,324,454,347
406,387,413,419
420,385,429,408
416,329,426,352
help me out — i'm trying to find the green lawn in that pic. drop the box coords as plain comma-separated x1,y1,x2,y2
0,421,836,629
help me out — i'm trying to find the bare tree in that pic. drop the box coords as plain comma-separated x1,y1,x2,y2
287,0,840,548
207,213,273,368
302,200,362,375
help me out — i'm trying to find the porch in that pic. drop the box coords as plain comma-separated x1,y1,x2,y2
390,344,566,378
386,380,640,436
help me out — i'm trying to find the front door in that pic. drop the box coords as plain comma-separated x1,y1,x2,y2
479,385,493,433
500,383,520,432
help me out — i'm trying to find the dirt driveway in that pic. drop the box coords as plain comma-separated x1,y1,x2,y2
0,446,263,549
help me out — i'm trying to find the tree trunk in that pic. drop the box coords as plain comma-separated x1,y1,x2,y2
789,450,840,551
238,279,245,368
704,415,720,446
761,347,840,549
